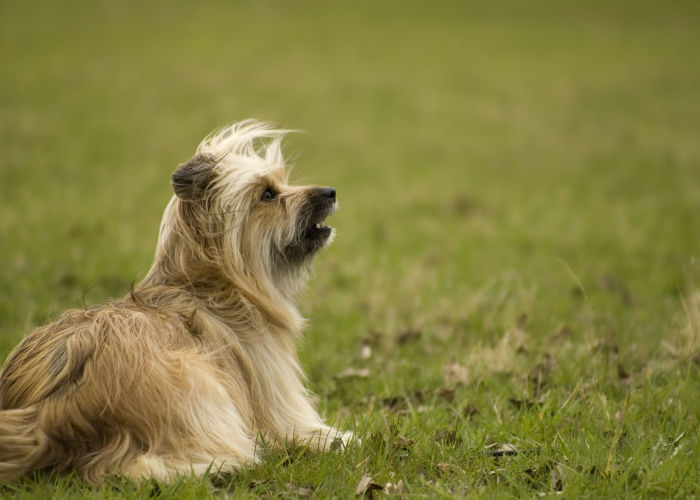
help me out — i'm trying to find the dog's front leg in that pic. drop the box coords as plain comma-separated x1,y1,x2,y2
249,340,353,451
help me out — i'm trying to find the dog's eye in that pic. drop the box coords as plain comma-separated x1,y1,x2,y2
261,186,278,201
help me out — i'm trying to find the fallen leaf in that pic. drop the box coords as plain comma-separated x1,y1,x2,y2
438,387,455,402
484,443,519,456
359,344,372,360
443,363,471,385
517,313,528,328
509,397,535,409
355,474,383,498
551,326,572,340
436,462,454,476
380,390,426,415
396,327,422,345
452,193,479,216
363,330,383,347
380,396,407,413
462,403,479,417
384,479,404,495
549,463,564,491
336,368,370,379
285,482,314,498
247,479,272,490
394,436,415,449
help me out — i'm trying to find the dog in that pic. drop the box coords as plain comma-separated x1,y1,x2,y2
0,120,350,483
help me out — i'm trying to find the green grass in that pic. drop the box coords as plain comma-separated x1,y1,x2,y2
2,0,700,497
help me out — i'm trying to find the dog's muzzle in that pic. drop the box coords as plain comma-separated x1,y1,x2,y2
285,187,337,260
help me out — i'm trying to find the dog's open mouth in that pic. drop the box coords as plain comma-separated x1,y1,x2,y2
307,220,333,239
282,192,337,262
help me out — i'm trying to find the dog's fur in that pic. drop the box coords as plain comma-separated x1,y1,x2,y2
0,120,349,483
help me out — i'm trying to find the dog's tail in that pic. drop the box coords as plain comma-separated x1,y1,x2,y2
0,405,49,481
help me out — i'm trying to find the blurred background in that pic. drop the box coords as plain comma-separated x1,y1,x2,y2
1,0,699,364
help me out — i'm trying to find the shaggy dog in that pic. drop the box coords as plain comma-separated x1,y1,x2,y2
0,120,350,482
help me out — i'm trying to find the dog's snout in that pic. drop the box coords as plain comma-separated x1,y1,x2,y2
318,187,336,200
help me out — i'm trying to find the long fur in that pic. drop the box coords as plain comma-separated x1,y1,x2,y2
0,120,349,483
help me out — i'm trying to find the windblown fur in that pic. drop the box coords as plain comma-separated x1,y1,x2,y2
0,120,349,483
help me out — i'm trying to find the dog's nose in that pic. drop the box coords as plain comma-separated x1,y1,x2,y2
318,187,336,200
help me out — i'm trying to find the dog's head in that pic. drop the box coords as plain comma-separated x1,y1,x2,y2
157,120,336,302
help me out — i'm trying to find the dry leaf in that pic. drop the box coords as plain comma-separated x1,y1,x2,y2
436,462,454,475
381,396,407,413
463,329,530,376
394,436,415,449
337,368,370,379
355,474,383,497
396,327,422,345
551,325,572,340
484,443,519,456
438,387,455,402
462,403,479,417
285,482,314,498
363,329,384,347
443,362,471,385
509,397,536,409
452,193,479,216
359,344,372,360
549,463,564,491
384,479,404,495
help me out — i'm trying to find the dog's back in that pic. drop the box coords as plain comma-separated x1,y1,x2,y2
0,296,257,482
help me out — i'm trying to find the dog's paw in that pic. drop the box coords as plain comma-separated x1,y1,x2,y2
328,429,358,451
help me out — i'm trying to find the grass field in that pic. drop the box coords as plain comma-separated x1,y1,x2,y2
1,0,700,497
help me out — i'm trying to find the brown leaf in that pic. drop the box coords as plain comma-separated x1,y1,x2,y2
443,362,471,386
396,327,422,345
484,443,519,456
438,387,455,402
452,193,479,216
384,479,404,495
355,474,383,497
336,368,370,379
436,462,455,476
462,403,479,417
285,482,314,498
363,330,383,347
509,397,536,409
549,463,564,491
380,396,407,413
551,326,572,341
394,436,415,449
517,313,528,329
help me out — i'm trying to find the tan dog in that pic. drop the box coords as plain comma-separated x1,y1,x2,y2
0,120,350,483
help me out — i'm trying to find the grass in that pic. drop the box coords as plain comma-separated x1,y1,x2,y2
1,0,699,497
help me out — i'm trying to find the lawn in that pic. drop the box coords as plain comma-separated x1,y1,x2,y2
1,0,699,497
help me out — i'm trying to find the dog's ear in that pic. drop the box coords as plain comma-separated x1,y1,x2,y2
172,154,216,201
